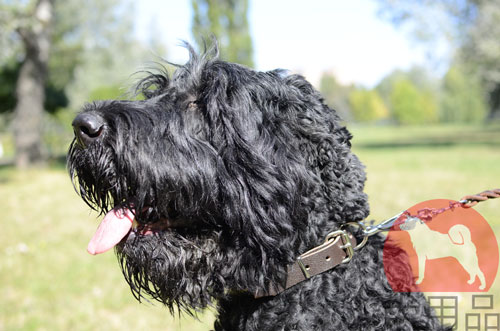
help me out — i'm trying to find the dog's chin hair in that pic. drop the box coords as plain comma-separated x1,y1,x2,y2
68,139,122,214
68,138,149,216
116,230,226,313
116,229,290,313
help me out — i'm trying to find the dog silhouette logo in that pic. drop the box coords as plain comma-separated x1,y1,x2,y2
383,199,498,292
400,216,486,290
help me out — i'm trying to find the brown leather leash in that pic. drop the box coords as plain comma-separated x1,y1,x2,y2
460,188,500,208
255,188,499,298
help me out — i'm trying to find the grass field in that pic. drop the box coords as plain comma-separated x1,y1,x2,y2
1,124,499,330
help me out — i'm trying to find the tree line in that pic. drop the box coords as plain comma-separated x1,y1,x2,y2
376,0,500,121
320,64,487,124
1,0,498,168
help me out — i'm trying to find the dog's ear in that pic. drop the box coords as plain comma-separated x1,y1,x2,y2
197,64,310,273
281,74,370,225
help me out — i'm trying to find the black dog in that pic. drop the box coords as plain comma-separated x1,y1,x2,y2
68,44,450,330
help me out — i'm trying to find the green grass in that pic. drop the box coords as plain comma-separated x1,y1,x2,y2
1,124,499,330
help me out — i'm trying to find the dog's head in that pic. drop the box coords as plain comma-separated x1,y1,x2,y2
68,45,369,312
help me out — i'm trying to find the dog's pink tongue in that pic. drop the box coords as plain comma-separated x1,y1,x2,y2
87,207,135,255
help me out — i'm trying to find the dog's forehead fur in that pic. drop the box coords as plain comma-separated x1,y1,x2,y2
68,45,449,330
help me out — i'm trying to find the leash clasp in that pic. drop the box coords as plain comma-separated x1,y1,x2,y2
340,211,405,251
361,211,405,236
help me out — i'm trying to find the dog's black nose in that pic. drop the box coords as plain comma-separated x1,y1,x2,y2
72,112,105,147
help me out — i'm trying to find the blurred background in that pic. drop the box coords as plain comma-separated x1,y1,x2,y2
0,0,499,330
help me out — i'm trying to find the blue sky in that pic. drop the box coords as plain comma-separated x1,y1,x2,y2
134,0,432,87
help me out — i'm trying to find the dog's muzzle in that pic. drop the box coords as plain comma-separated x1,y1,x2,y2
72,112,105,147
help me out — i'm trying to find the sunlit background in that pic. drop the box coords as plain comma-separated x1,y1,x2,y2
1,0,499,330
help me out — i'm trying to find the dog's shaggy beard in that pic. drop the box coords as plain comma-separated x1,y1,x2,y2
68,119,292,313
117,229,227,312
68,136,231,312
116,228,285,313
68,139,126,214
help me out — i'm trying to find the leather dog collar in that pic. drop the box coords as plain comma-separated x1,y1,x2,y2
254,229,357,298
253,189,500,298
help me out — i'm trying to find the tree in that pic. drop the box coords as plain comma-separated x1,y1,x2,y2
376,0,500,120
390,78,438,125
7,0,54,168
191,0,254,67
440,65,487,123
0,60,68,115
319,72,353,121
376,69,407,112
377,67,438,105
0,61,21,114
1,0,157,167
62,0,152,108
460,1,500,119
376,67,440,124
1,0,85,167
348,89,389,123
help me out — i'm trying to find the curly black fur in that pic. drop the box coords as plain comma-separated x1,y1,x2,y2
68,44,451,330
